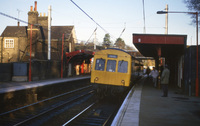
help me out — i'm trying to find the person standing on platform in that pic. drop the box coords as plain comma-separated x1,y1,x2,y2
150,67,159,88
146,67,151,77
161,64,170,97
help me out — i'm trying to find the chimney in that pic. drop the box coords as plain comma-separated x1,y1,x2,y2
30,6,33,11
28,1,38,28
27,1,39,60
34,1,37,11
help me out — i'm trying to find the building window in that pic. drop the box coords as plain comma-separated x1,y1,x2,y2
5,39,14,48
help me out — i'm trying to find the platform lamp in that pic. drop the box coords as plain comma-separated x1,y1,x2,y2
157,10,199,96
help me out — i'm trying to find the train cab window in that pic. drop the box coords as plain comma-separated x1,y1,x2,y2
95,59,105,71
106,60,116,72
118,60,128,73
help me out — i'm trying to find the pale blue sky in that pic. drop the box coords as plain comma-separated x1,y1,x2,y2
0,0,197,48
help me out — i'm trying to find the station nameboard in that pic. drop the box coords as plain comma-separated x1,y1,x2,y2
133,34,186,45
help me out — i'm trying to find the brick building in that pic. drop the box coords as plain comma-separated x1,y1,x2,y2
0,1,76,63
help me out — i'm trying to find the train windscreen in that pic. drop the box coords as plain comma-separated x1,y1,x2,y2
106,60,116,72
118,60,128,73
95,59,105,71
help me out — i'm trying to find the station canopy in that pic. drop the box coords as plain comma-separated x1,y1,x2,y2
132,34,187,58
66,50,94,65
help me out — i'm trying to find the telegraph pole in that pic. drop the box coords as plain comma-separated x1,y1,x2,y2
48,5,52,60
165,4,168,34
94,30,96,50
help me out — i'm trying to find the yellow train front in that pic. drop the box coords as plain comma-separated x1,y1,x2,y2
91,48,136,96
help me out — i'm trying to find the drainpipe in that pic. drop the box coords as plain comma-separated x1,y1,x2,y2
61,34,64,78
1,35,3,63
18,37,20,61
29,24,33,82
69,43,72,52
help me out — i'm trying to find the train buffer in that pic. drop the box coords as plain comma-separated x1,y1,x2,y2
111,77,200,126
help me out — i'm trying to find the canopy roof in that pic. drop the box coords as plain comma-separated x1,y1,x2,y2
66,50,94,65
133,34,187,58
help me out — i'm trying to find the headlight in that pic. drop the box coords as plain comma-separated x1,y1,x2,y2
95,77,99,81
121,80,125,85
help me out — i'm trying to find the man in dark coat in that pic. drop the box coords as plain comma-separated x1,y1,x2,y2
161,64,170,97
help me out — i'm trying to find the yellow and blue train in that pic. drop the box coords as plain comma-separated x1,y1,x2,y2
91,48,143,96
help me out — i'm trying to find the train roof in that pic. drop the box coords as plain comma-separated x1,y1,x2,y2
96,48,143,61
104,48,131,55
106,48,139,59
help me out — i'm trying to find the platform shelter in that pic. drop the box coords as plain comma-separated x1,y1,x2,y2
66,50,94,76
133,34,187,88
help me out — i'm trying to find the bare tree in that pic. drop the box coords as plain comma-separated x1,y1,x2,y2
184,0,200,25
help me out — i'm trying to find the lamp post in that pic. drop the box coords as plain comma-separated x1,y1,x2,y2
157,10,199,96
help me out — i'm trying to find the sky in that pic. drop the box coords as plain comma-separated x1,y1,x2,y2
0,0,197,49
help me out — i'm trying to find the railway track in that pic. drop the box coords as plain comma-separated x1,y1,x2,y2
64,100,118,126
0,85,94,126
63,93,129,126
1,83,132,126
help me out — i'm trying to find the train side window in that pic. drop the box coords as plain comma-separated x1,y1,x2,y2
106,60,116,72
95,59,105,71
118,60,128,73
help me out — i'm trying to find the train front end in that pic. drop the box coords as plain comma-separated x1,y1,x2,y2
91,49,132,95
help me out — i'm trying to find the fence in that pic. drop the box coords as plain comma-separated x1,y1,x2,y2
0,60,63,82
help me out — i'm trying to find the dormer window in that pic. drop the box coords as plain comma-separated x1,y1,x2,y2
5,39,14,48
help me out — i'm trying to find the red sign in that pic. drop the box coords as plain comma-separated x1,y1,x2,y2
133,34,186,45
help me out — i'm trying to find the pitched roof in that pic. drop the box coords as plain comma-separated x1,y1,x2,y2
38,26,74,40
1,26,74,40
0,26,28,37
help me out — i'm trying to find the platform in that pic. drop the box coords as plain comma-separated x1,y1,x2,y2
0,76,90,94
112,77,200,126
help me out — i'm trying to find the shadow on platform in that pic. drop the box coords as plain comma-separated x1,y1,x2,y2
139,77,200,126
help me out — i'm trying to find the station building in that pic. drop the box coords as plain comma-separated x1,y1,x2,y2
0,1,78,81
0,1,77,63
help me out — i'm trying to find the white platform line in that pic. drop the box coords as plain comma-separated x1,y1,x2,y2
111,84,143,126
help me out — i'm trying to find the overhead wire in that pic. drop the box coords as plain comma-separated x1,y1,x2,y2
1,1,121,42
70,0,108,33
0,10,97,46
118,23,126,38
86,27,97,44
0,12,29,25
70,0,117,41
